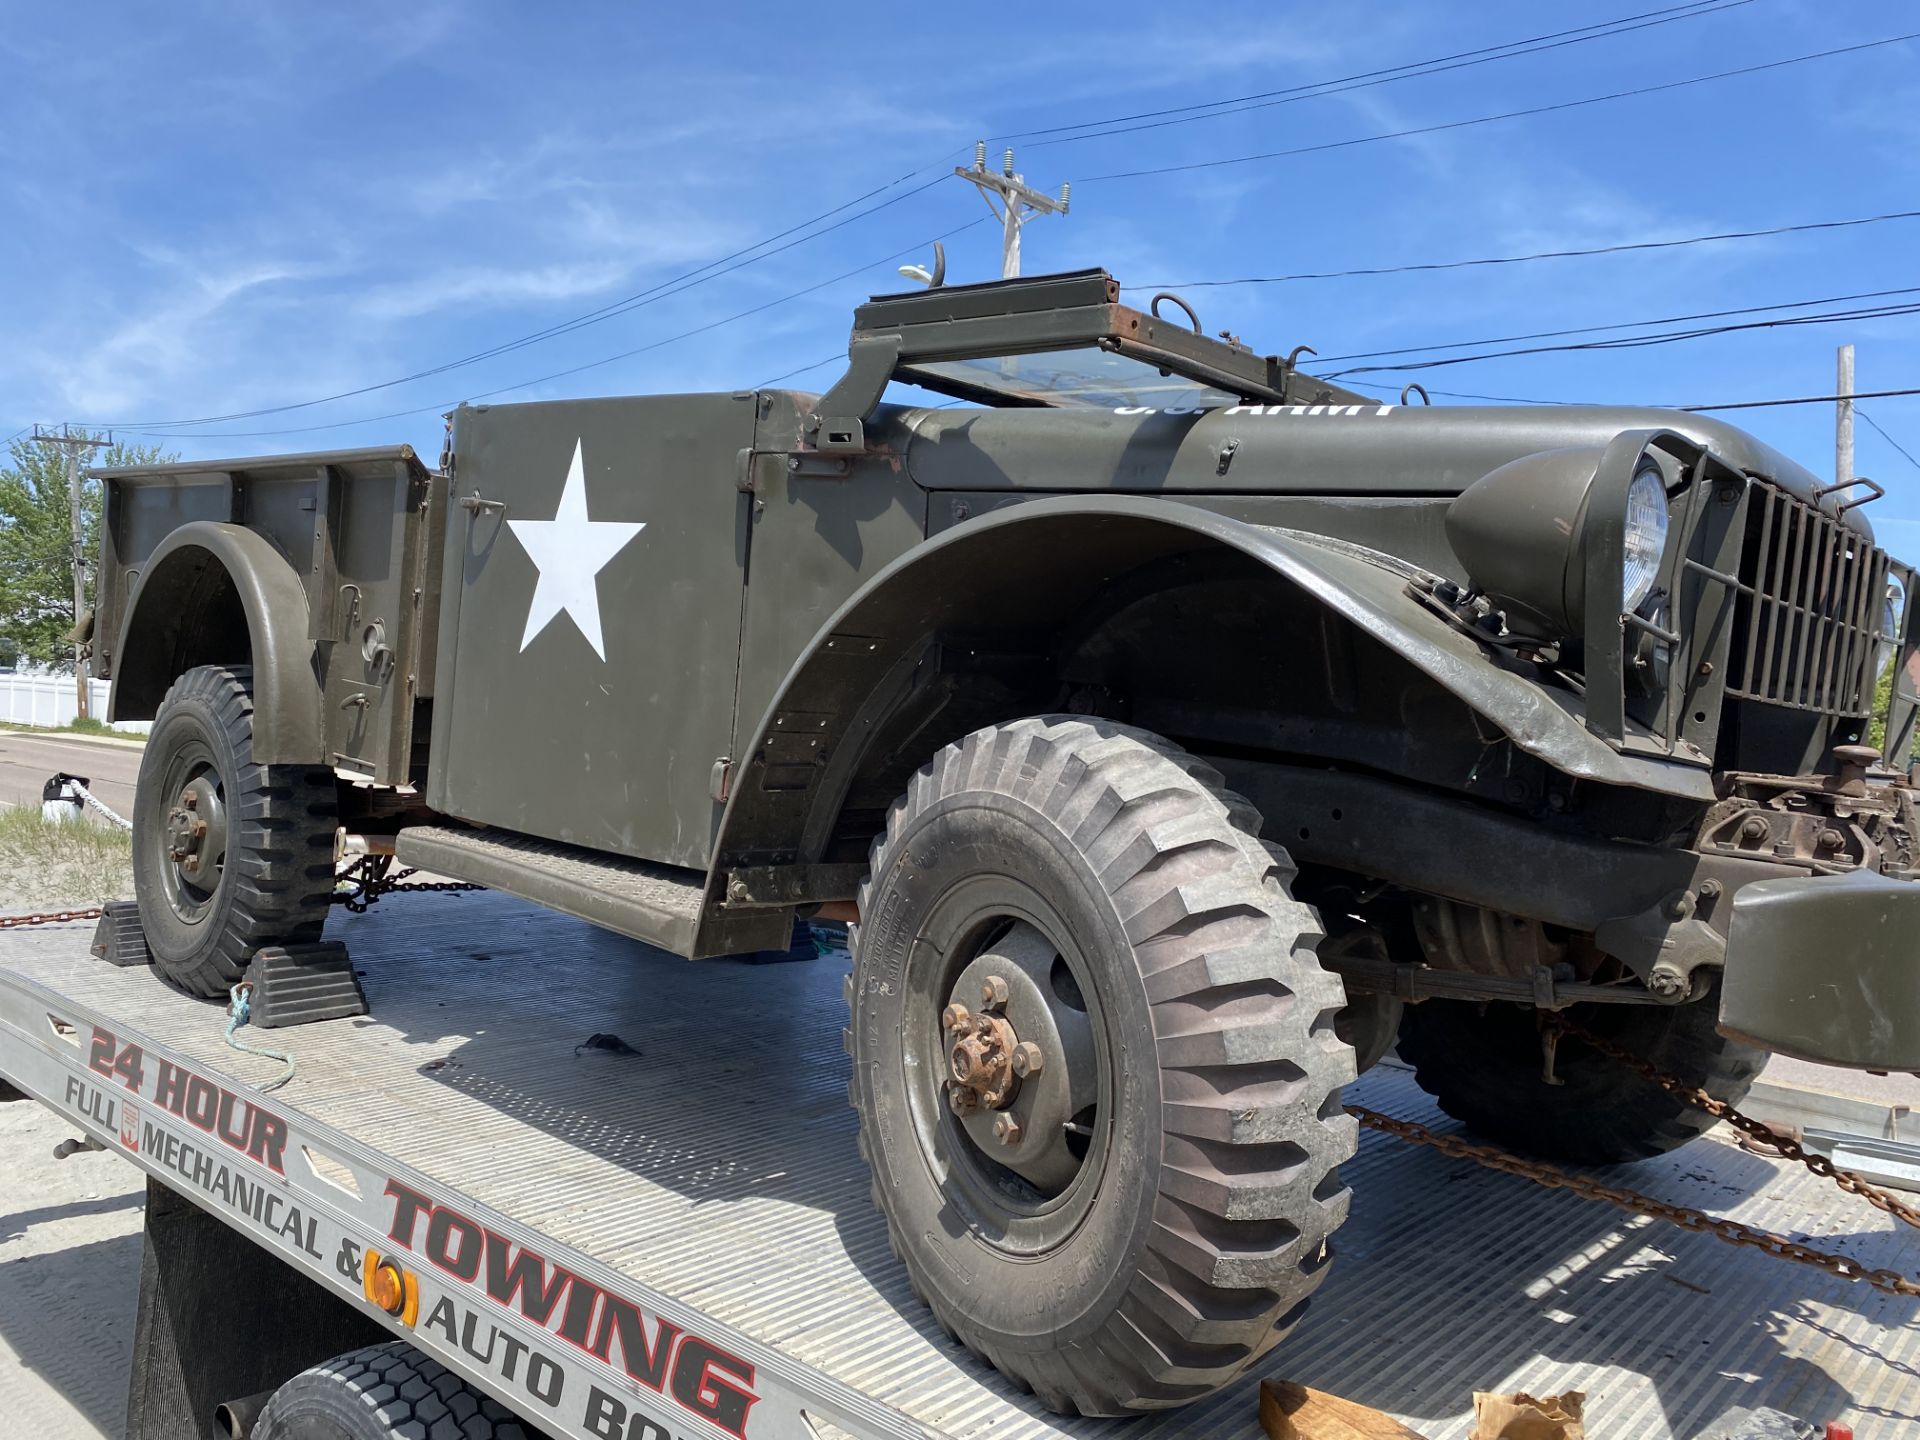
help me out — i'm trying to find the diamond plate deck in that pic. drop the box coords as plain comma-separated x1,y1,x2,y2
2,893,1915,1439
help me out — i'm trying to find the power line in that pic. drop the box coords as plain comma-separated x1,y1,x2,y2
119,219,989,442
1316,287,1920,374
119,168,961,432
1859,408,1920,474
1015,0,1753,151
1389,386,1920,410
79,22,1919,440
755,354,844,388
1079,31,1920,182
1129,208,1920,290
1333,301,1920,376
84,5,1780,437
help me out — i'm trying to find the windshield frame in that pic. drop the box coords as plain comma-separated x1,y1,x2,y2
803,268,1373,451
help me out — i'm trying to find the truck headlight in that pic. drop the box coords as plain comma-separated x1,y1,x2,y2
1621,464,1669,615
1445,445,1671,640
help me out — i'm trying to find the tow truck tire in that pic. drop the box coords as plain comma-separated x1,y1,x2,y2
846,716,1356,1415
253,1341,543,1439
133,664,336,999
1395,986,1768,1164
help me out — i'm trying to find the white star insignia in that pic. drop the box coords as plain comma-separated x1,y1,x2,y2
505,438,645,662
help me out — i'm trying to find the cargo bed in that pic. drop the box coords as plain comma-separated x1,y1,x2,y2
1,893,1915,1439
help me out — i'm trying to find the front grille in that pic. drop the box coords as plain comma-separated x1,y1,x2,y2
1723,484,1888,716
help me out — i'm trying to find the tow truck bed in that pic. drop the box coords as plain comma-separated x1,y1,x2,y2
2,893,1916,1440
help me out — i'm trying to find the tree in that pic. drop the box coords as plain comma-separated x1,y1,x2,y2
0,432,173,672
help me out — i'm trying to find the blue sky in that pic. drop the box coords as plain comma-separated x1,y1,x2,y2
3,3,1917,543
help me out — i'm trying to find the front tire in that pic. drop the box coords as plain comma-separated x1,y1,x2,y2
846,717,1355,1415
1395,986,1768,1163
133,664,336,998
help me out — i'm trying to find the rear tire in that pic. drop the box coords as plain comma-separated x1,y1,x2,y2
846,716,1355,1415
252,1341,543,1439
132,664,336,998
1395,986,1768,1163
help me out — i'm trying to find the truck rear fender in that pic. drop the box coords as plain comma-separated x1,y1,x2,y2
108,521,325,764
699,495,1711,944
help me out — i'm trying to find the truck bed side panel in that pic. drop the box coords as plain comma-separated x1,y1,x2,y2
93,447,440,785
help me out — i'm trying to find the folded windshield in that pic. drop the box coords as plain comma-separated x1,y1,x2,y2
901,348,1240,410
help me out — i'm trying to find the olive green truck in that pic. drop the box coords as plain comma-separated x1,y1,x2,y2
90,268,1920,1415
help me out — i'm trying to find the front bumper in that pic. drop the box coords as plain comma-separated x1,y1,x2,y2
1723,868,1920,1070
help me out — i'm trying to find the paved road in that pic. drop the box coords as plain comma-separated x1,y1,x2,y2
0,734,141,818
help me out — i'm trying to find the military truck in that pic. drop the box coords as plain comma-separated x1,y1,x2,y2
91,268,1920,1417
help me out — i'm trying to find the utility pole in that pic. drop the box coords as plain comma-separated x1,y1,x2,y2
1836,343,1855,490
31,425,110,719
954,141,1070,279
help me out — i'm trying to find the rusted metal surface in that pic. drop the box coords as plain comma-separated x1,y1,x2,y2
1409,895,1569,980
944,990,1020,1114
1552,1012,1920,1236
1699,755,1920,877
1358,1009,1920,1300
1352,1103,1920,1297
0,907,106,929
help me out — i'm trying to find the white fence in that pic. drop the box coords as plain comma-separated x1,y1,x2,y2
0,671,149,734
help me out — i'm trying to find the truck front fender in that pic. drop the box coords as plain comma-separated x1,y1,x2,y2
701,495,1711,938
109,521,325,765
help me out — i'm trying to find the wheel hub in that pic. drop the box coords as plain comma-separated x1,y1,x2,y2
943,1003,1020,1113
162,776,226,884
940,921,1097,1196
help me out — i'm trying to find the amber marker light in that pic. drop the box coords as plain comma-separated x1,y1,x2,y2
361,1248,420,1325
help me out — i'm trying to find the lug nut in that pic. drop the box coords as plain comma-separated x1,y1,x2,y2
182,790,198,810
992,1113,1022,1145
947,1083,979,1117
980,975,1010,1010
941,1003,971,1034
1011,1042,1044,1078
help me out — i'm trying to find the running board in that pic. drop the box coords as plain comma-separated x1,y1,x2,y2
395,825,712,956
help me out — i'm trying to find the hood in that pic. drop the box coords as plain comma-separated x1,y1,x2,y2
893,400,1870,539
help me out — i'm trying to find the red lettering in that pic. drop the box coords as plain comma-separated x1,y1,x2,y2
426,1207,483,1282
483,1232,573,1325
183,1076,219,1131
248,1109,288,1175
588,1292,679,1391
154,1060,188,1112
670,1337,758,1439
383,1179,433,1247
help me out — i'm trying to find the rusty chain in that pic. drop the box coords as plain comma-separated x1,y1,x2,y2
0,860,483,929
1348,1103,1920,1297
1552,1013,1920,1235
0,907,106,929
333,856,485,913
1354,1009,1920,1299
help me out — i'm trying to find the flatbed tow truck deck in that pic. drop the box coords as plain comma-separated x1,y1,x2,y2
2,892,1916,1440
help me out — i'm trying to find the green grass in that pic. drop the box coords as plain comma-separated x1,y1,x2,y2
0,805,135,907
0,716,145,741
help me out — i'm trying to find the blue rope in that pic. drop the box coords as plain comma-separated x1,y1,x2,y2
225,984,295,1092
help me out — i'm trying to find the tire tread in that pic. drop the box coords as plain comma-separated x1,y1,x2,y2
847,715,1356,1414
135,664,336,997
